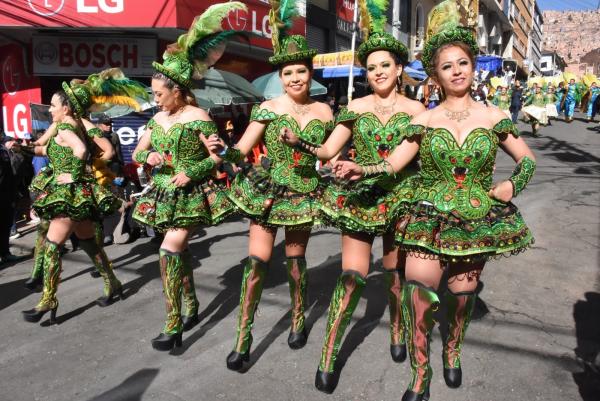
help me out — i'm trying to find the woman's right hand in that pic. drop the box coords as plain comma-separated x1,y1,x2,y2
203,134,226,154
333,160,364,181
146,152,163,166
279,126,299,147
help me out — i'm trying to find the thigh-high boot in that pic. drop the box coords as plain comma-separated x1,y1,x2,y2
286,256,308,349
384,268,407,362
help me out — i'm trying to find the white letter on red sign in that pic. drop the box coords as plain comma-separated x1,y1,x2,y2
99,0,123,13
77,0,98,13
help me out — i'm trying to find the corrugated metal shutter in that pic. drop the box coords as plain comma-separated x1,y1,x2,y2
306,24,328,53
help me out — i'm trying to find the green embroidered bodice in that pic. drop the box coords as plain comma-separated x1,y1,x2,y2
47,123,82,175
147,118,218,188
493,93,511,110
250,104,333,193
411,119,519,220
544,93,557,104
336,107,413,189
526,93,546,107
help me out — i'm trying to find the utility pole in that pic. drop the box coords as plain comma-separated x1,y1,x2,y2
347,0,359,102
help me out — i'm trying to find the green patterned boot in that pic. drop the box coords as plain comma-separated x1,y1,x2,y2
315,270,366,394
79,237,122,307
152,249,184,351
24,220,50,290
402,281,440,401
226,256,268,371
181,249,200,331
22,239,61,324
286,256,308,349
384,268,407,363
443,289,476,388
89,222,104,278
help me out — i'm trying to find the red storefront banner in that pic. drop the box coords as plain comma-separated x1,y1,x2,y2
0,0,305,50
337,0,355,22
1,44,42,138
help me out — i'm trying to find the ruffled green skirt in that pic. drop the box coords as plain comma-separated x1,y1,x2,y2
227,165,319,229
32,173,119,221
317,173,419,235
132,179,233,231
394,201,534,263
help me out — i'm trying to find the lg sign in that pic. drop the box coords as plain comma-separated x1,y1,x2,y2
28,0,123,16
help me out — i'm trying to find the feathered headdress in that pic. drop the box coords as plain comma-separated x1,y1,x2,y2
62,68,149,117
421,0,479,76
153,1,247,87
356,0,408,66
268,0,317,65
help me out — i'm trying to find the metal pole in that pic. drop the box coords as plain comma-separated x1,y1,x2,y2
347,0,359,102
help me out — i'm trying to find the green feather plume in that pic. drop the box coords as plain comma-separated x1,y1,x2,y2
366,0,388,34
269,0,299,55
79,68,148,100
166,1,247,78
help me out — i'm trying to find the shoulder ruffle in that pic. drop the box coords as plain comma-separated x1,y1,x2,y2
250,104,278,122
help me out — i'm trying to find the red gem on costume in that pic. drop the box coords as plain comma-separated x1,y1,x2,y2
378,203,387,214
464,156,472,164
336,195,345,208
291,151,302,167
375,134,381,141
450,157,457,164
386,134,393,141
377,149,389,158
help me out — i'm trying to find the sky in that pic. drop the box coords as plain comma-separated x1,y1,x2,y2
538,0,599,11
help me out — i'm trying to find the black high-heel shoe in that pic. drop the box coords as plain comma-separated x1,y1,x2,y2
151,332,182,351
22,307,57,324
182,314,200,332
315,369,336,394
287,327,307,349
443,366,462,388
24,276,42,290
226,334,252,371
401,386,430,401
96,286,123,307
390,342,407,362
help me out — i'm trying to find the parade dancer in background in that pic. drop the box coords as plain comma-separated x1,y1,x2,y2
206,0,334,370
279,0,425,392
585,81,599,122
564,78,580,123
132,2,242,351
544,85,559,123
522,84,548,137
21,68,146,324
491,80,511,119
335,1,536,399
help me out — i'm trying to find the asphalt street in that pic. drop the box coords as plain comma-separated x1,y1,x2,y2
1,113,599,401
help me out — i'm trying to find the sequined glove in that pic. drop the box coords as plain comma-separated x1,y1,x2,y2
183,157,217,181
294,138,321,156
134,150,150,164
509,156,536,197
362,160,394,177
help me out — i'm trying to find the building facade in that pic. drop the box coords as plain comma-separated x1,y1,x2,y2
539,51,567,76
527,2,543,75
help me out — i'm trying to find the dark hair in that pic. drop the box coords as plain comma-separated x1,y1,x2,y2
152,72,198,106
53,90,75,113
430,41,476,78
277,59,314,74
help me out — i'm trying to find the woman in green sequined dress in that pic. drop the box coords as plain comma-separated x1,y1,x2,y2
280,27,425,397
206,24,334,367
131,2,243,351
22,88,124,325
336,2,536,399
522,85,548,136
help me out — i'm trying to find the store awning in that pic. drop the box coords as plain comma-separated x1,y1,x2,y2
317,65,366,78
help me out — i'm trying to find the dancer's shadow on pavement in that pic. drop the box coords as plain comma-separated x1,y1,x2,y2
87,368,159,401
572,291,600,401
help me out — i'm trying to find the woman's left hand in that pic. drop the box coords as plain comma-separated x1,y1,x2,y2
171,172,192,187
56,173,74,184
488,180,513,203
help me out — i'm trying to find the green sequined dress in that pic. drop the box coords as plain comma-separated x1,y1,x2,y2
32,123,119,221
132,119,233,230
395,119,534,262
318,108,419,235
227,105,332,229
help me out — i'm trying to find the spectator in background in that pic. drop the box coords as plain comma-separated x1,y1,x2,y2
0,134,19,263
510,80,524,124
472,83,487,105
96,115,124,178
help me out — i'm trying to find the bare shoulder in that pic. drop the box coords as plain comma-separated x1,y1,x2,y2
311,101,334,121
260,98,280,113
480,103,509,125
410,108,434,126
187,106,211,122
347,96,371,113
399,96,426,116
